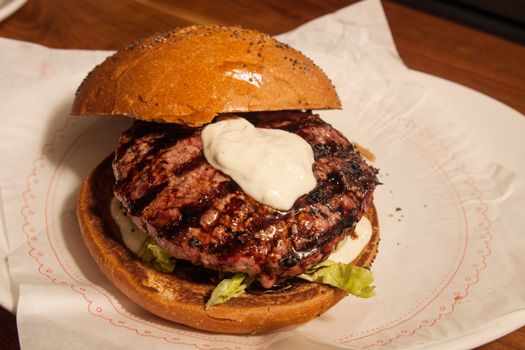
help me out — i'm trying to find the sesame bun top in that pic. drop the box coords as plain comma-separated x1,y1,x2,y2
71,25,341,126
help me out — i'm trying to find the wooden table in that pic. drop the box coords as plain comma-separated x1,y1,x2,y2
0,1,523,349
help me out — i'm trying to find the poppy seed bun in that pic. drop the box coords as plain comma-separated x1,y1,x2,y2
71,25,341,127
77,155,379,334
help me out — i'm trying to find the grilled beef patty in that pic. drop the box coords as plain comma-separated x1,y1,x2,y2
112,111,379,288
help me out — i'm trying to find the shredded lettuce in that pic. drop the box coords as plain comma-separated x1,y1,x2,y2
206,273,254,309
205,261,375,308
135,242,374,307
299,259,375,298
137,240,176,273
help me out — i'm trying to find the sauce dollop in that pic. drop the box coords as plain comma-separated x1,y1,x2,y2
201,117,316,211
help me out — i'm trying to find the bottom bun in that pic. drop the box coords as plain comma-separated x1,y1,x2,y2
77,155,380,334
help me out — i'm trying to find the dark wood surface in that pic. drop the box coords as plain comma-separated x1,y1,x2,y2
0,1,523,349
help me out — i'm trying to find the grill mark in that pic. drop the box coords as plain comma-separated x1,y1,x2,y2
128,181,168,215
215,228,250,259
302,177,342,206
159,204,204,240
319,209,358,247
305,162,369,206
116,121,173,158
244,164,363,258
196,195,269,259
249,210,286,233
239,173,347,247
159,180,238,240
293,208,359,256
116,128,196,189
285,208,360,262
148,129,194,155
173,154,206,176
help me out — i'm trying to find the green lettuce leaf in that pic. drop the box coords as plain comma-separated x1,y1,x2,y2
206,273,254,309
299,260,375,298
137,240,176,273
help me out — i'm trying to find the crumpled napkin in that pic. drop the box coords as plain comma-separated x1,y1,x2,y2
1,0,524,349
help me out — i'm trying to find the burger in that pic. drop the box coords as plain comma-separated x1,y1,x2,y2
73,25,380,334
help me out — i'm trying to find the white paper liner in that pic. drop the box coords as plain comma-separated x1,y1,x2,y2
1,0,524,349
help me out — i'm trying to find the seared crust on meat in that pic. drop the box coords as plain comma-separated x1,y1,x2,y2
77,155,380,334
112,111,379,288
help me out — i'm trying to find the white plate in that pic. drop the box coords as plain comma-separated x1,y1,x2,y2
0,0,27,22
0,70,524,347
410,71,525,177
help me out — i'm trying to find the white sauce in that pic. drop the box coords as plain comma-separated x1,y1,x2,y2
329,217,373,264
110,197,147,254
201,117,317,211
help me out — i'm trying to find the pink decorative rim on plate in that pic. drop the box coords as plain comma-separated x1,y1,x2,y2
19,99,493,349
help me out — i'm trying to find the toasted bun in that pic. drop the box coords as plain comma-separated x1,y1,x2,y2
71,25,341,127
77,155,379,334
